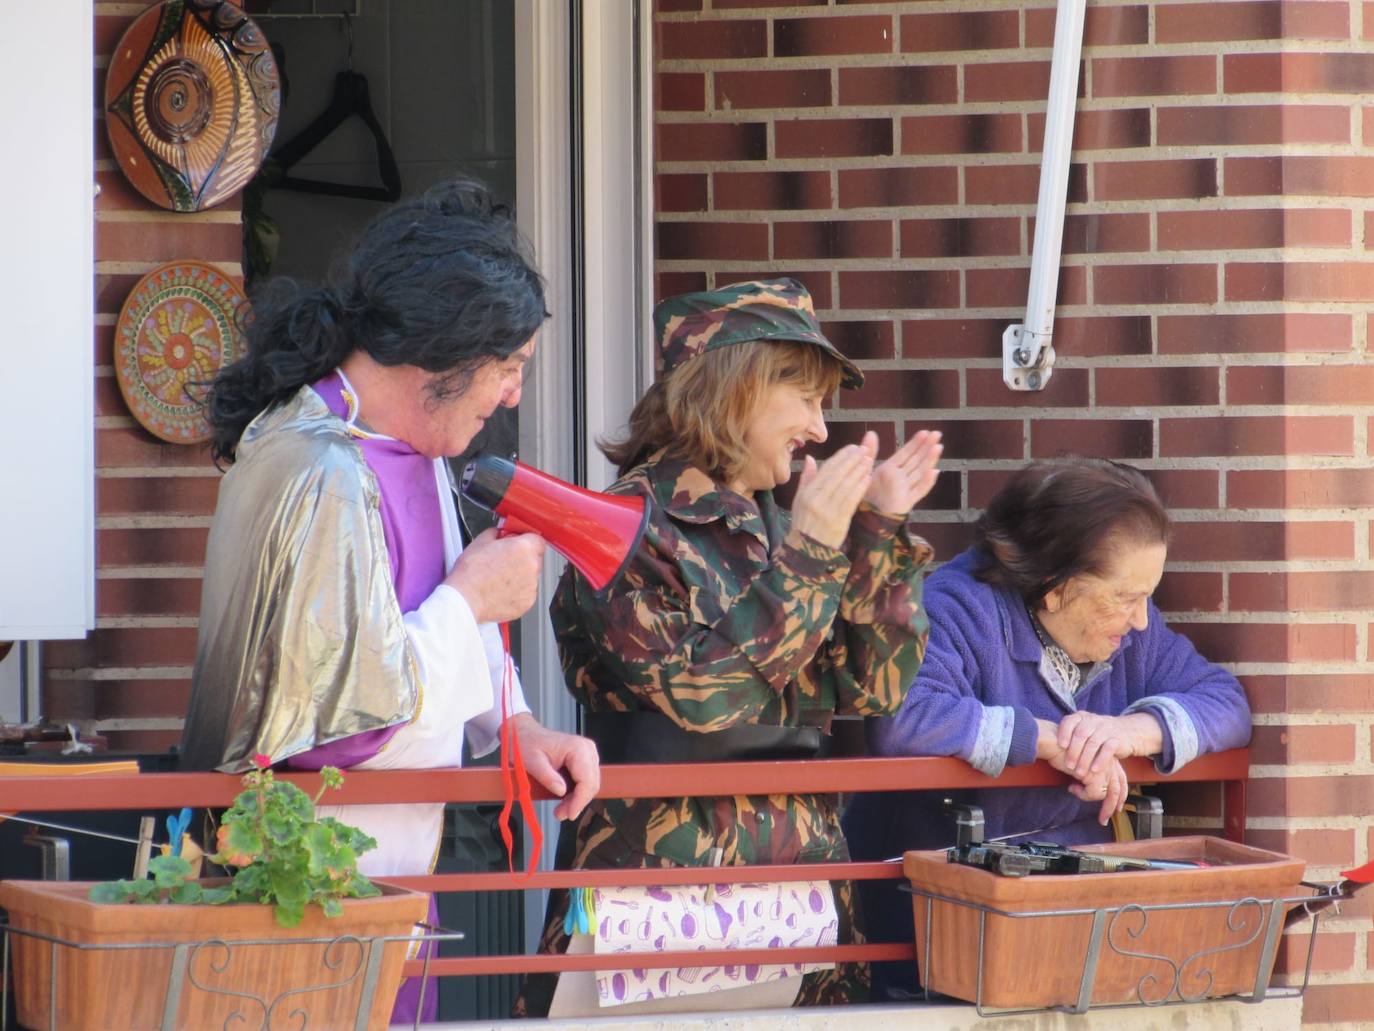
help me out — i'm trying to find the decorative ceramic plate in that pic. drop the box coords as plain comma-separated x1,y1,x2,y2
105,0,279,211
114,261,247,444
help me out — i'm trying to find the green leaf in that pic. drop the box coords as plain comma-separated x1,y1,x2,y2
321,896,343,919
149,854,192,888
274,899,306,928
88,881,133,904
169,882,203,905
215,820,264,866
130,880,160,903
200,885,234,905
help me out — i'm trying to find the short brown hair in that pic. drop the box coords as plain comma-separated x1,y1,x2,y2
601,339,844,481
974,458,1171,606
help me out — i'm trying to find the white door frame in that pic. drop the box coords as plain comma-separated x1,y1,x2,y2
514,0,653,931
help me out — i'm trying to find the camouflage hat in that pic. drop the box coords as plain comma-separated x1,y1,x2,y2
652,278,864,389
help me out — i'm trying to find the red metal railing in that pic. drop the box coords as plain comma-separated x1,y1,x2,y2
0,750,1249,979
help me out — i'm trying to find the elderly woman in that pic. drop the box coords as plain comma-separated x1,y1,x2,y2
843,457,1252,999
514,278,943,1015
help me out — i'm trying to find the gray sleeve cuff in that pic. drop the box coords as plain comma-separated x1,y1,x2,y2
969,704,1017,777
1125,696,1198,774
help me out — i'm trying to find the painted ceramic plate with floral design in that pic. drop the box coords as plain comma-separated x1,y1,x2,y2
114,261,246,444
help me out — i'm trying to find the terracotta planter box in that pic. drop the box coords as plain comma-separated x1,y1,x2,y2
903,835,1306,1011
0,879,428,1030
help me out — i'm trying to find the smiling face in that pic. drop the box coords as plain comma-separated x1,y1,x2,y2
730,380,828,495
1036,538,1167,664
404,338,535,458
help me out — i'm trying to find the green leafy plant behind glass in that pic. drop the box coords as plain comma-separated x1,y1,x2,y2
89,757,380,928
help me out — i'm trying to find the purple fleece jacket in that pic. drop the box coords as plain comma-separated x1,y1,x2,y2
841,547,1251,997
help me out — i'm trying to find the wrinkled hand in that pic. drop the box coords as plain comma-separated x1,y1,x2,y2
509,713,600,821
1038,719,1130,826
1056,711,1163,780
864,430,944,516
443,527,545,625
790,434,877,549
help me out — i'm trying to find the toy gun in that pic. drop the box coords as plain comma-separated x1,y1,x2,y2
948,839,1206,878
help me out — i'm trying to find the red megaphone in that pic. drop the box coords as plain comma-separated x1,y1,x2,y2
459,453,649,593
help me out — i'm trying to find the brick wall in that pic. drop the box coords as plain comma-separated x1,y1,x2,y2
48,3,242,753
654,0,1373,1019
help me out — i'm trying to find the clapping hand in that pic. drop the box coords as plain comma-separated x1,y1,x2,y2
864,429,943,516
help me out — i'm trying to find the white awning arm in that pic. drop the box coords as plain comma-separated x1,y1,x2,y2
1003,0,1087,391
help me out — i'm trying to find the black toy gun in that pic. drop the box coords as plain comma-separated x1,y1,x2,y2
948,839,1206,878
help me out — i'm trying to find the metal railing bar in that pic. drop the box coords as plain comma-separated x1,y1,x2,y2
390,861,905,893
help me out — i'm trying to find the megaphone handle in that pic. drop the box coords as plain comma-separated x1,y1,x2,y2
498,515,536,538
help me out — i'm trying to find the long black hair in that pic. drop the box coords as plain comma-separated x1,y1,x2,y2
207,176,546,464
973,457,1171,607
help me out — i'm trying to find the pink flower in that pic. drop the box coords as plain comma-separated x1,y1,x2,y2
252,753,272,769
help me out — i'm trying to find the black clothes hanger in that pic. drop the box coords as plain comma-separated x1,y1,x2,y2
267,17,401,202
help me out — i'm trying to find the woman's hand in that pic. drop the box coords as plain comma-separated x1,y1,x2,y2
509,713,601,821
1065,756,1129,826
789,434,877,549
864,430,943,516
443,527,546,624
1056,711,1164,779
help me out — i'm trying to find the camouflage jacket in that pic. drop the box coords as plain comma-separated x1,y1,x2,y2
550,453,933,870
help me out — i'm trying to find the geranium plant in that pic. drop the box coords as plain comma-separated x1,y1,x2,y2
90,755,380,927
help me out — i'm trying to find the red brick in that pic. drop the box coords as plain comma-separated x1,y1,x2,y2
1026,5,1149,47
902,318,1002,360
1031,419,1152,460
1169,521,1353,562
838,65,957,107
1227,365,1374,405
712,0,823,7
97,527,210,568
821,320,894,361
965,162,1089,205
1158,208,1350,251
1095,159,1218,201
899,10,1020,53
656,0,702,10
656,221,768,261
1174,622,1355,665
1244,674,1374,714
1096,367,1220,407
1161,416,1353,457
1274,932,1357,978
657,272,708,300
46,678,193,721
1233,571,1374,613
658,72,705,112
776,118,892,159
714,170,830,211
97,272,145,315
44,627,200,669
97,578,204,618
966,265,1087,309
657,122,767,163
657,173,707,212
1029,108,1150,151
1158,105,1350,147
1227,155,1374,198
1157,313,1351,355
1246,828,1354,868
775,15,893,57
1091,55,1216,98
1228,468,1374,509
714,69,831,110
899,217,1020,258
965,61,1055,104
1054,213,1150,255
838,270,959,310
1227,261,1374,303
1052,315,1154,357
847,369,959,410
909,419,1024,461
811,420,897,460
96,429,217,470
1225,51,1374,94
1149,469,1221,509
1152,570,1223,613
1094,263,1218,305
965,368,1088,408
839,166,958,209
96,475,220,516
657,19,766,60
775,220,891,259
1249,775,1374,822
901,113,1022,155
1156,2,1348,43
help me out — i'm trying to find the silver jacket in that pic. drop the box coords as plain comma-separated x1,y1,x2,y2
179,387,419,772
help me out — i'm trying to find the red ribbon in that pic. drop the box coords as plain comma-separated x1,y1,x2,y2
497,621,542,878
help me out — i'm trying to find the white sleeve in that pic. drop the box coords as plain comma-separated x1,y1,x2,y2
401,585,494,734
